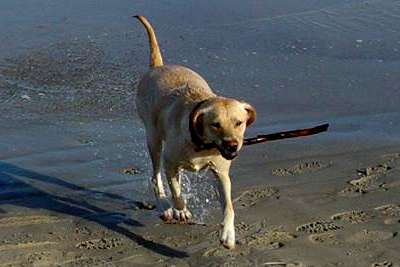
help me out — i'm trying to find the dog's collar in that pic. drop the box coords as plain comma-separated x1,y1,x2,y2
189,100,217,152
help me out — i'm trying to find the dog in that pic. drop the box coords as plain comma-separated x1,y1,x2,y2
134,15,256,249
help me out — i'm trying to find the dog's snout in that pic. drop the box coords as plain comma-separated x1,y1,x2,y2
222,140,238,152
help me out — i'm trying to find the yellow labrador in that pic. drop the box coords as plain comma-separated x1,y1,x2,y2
134,15,256,249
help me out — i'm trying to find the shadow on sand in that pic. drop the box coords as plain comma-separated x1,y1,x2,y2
0,161,188,258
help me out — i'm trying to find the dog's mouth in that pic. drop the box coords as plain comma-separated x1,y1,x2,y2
217,146,238,160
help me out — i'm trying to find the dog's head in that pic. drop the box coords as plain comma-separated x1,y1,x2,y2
190,98,256,160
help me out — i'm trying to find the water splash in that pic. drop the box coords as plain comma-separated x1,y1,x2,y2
124,125,219,222
180,167,220,223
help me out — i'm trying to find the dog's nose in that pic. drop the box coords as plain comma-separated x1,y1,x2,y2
222,140,238,152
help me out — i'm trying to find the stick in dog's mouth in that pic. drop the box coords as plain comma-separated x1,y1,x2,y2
212,123,329,159
243,123,329,146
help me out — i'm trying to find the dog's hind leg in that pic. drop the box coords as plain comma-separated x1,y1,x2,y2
164,165,192,222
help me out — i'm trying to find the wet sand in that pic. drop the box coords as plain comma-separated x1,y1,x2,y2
1,0,400,266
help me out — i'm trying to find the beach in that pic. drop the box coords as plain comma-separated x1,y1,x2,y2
1,0,400,266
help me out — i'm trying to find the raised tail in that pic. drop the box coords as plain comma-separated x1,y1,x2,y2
134,15,164,68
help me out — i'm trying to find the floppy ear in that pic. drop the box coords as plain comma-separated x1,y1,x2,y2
192,112,204,136
242,102,256,126
189,100,207,141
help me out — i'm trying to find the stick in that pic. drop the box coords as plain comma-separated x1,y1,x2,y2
243,123,329,146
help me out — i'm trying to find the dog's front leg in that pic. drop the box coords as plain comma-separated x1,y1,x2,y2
164,165,193,222
212,166,235,249
145,134,170,217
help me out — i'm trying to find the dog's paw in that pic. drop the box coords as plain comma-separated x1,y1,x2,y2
160,208,192,223
160,208,174,222
173,208,192,222
220,224,235,249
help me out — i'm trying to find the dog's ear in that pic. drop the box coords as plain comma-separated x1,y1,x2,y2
193,113,204,136
189,100,207,140
242,102,256,126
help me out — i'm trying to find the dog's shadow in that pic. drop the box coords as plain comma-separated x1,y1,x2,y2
0,161,188,258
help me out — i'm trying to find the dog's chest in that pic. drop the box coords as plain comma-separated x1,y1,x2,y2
180,153,218,172
164,140,220,172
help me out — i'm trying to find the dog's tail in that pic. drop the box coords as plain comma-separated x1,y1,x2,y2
134,15,164,68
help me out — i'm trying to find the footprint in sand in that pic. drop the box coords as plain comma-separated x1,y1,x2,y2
340,164,391,196
330,210,372,224
76,238,123,250
159,226,211,248
26,251,59,266
204,223,296,257
207,220,267,240
374,204,400,225
346,229,397,244
202,246,237,257
374,204,400,217
296,220,342,234
371,261,395,267
74,226,92,236
308,232,341,246
235,221,259,235
244,227,297,249
233,185,279,208
272,160,331,176
340,154,400,196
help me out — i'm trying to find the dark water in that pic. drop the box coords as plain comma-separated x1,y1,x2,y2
1,0,399,122
1,0,400,221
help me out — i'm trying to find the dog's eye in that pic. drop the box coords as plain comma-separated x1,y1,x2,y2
211,122,221,129
235,121,243,127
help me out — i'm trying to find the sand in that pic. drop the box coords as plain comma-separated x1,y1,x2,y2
1,120,400,267
1,0,400,266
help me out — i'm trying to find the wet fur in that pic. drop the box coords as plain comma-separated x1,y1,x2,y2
134,15,256,249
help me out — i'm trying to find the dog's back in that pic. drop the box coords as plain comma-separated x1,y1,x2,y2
135,16,215,128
